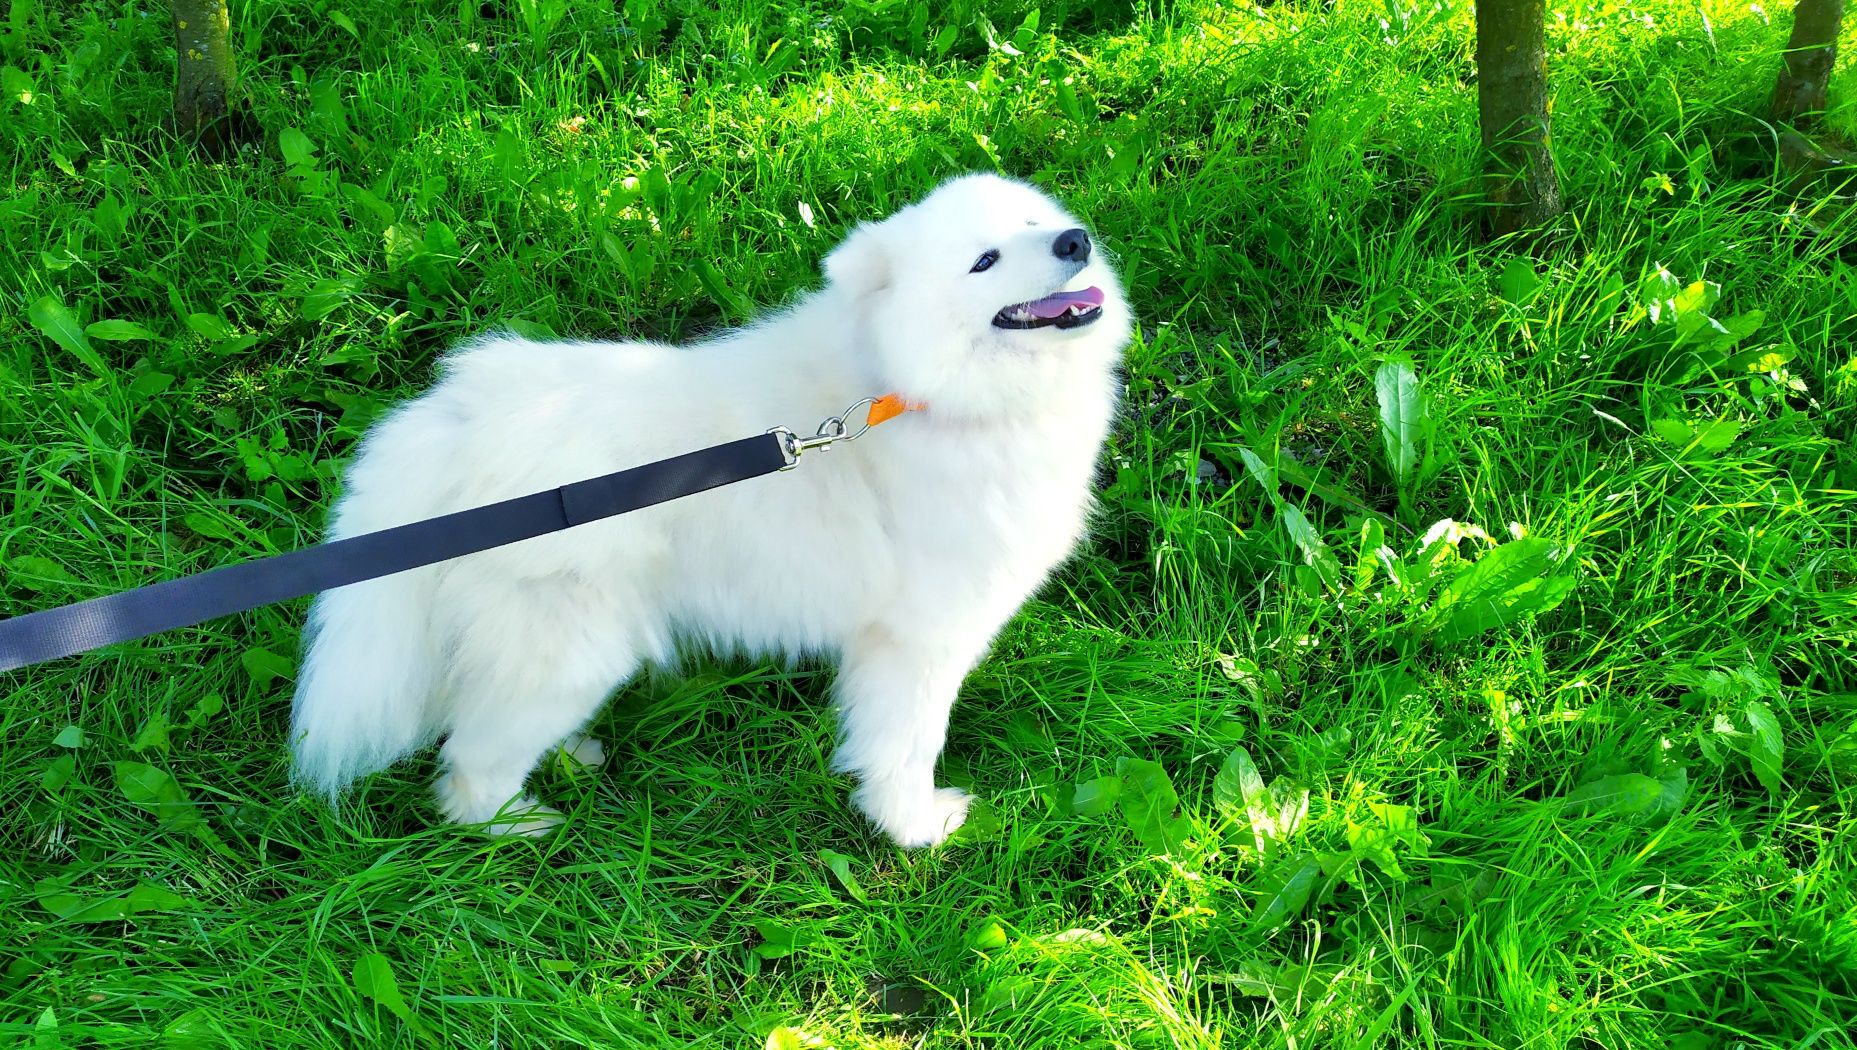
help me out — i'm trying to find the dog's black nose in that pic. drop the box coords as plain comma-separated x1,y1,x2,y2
1052,227,1091,263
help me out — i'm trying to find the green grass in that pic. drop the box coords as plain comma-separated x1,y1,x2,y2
3,0,1855,1045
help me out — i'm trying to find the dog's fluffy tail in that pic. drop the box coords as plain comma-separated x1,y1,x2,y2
290,572,441,800
289,389,468,799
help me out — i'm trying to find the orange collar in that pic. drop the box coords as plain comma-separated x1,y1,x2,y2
865,393,926,427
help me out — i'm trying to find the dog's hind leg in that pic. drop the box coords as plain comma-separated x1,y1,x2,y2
432,576,640,836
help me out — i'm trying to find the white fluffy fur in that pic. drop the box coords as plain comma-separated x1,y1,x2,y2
290,173,1132,846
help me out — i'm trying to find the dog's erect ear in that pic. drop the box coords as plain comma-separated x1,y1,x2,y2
823,220,894,299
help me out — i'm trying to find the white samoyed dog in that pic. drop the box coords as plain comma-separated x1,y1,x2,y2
290,173,1132,847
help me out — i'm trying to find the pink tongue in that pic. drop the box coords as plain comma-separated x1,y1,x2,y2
1022,286,1106,319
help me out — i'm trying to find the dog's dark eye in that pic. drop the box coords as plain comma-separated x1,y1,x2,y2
970,249,1000,273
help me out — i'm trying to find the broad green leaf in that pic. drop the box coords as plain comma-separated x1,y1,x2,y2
37,880,189,923
1280,504,1342,591
694,258,751,319
384,223,420,270
1344,820,1407,880
38,880,130,923
1671,279,1720,320
1248,853,1322,931
1692,418,1741,452
1270,780,1309,844
1560,773,1663,818
1640,265,1681,323
1649,418,1695,446
129,372,173,403
1115,757,1187,856
188,692,226,727
1744,701,1783,793
1299,725,1353,765
209,334,259,356
1653,417,1740,454
1408,868,1499,919
27,294,109,378
1375,359,1424,487
503,318,557,341
302,276,362,321
1069,775,1121,817
114,761,202,831
42,245,80,271
53,725,85,748
9,554,73,590
240,647,295,689
1440,573,1574,643
1706,309,1763,351
3,65,34,104
85,318,155,341
958,795,1002,843
817,848,867,903
1314,849,1363,901
125,882,189,914
1431,537,1574,643
1054,75,1083,123
352,953,411,1021
1726,344,1791,374
1653,765,1689,820
1234,446,1276,495
1496,257,1541,304
1354,517,1386,591
132,712,171,753
422,218,460,255
185,313,234,340
766,1027,829,1050
751,918,818,959
1366,802,1428,854
42,754,76,791
1214,746,1277,853
340,182,395,227
279,127,317,168
965,918,1009,952
1212,746,1265,818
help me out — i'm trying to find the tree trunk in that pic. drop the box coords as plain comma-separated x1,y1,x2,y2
1475,0,1562,238
1771,0,1846,126
170,0,249,154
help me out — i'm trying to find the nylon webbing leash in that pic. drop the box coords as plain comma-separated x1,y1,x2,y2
0,396,922,674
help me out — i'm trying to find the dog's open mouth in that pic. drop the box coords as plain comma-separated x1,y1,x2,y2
992,286,1106,330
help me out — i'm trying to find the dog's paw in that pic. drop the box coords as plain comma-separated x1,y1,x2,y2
436,775,565,837
556,733,608,770
482,800,565,837
857,785,972,848
456,796,565,837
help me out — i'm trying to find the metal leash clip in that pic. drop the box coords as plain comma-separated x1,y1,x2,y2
768,397,879,470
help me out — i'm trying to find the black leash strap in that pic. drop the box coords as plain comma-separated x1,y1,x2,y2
0,432,788,674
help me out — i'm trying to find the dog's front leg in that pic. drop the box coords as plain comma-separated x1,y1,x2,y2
831,627,983,847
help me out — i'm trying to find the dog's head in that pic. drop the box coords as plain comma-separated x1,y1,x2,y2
823,173,1131,421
